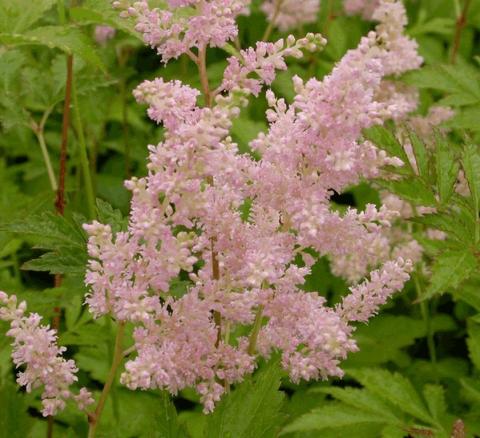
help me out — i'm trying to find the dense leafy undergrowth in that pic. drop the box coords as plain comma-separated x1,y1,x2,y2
1,0,480,437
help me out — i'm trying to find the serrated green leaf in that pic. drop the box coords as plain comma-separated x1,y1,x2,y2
449,107,480,131
96,198,128,234
382,178,437,206
22,249,87,275
435,135,459,205
462,144,480,216
347,368,434,425
280,403,389,434
152,392,189,438
409,131,429,178
0,0,55,33
0,212,86,249
424,249,477,298
403,64,480,106
70,1,141,40
467,323,480,371
422,385,447,421
408,17,455,37
312,387,400,422
204,361,285,438
0,383,33,437
363,125,408,164
0,25,105,71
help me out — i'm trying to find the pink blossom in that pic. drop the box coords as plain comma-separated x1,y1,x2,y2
0,292,93,417
261,0,320,31
94,25,116,45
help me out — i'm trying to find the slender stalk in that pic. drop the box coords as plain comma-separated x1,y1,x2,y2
55,54,73,215
322,0,335,34
72,79,96,220
248,305,264,355
450,0,472,64
197,46,212,107
34,129,58,192
414,274,438,379
88,321,126,438
196,49,224,347
262,0,283,41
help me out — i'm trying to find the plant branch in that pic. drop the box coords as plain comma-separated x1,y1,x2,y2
248,305,264,355
262,0,283,41
54,54,73,215
450,0,472,64
72,78,96,220
88,321,126,438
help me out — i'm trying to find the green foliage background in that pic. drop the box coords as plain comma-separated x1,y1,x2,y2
1,0,480,437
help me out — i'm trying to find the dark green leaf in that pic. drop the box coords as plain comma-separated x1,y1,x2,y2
0,25,105,71
424,249,477,298
204,361,285,438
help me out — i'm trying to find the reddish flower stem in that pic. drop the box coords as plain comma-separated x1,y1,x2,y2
450,0,472,64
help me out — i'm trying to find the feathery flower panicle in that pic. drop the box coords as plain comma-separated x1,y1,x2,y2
114,0,249,62
81,0,421,412
0,0,408,415
221,34,326,96
0,292,93,417
261,0,320,32
338,258,413,322
344,0,381,19
94,25,116,45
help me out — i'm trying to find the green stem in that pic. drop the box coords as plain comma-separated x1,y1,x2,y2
35,130,58,192
88,321,126,438
414,275,437,378
72,80,96,220
57,0,66,24
262,0,283,41
248,305,264,355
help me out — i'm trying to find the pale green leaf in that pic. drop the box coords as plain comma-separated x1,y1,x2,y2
280,403,389,435
204,362,285,438
347,369,433,425
424,249,477,298
0,25,105,71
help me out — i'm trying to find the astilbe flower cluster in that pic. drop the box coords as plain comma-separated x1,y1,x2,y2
344,0,381,19
113,0,249,62
81,0,419,412
261,0,320,32
0,0,422,416
0,292,93,417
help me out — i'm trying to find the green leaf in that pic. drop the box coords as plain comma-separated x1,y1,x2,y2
280,403,389,434
70,0,141,40
22,248,87,275
462,144,480,214
0,212,88,275
403,64,480,107
422,385,447,421
0,0,55,33
344,315,436,367
152,392,189,438
435,135,459,205
96,198,128,234
467,323,480,371
363,125,408,164
204,361,285,438
408,17,455,37
382,178,437,206
0,383,33,437
347,368,434,425
312,387,400,422
424,249,477,298
408,131,429,178
0,25,105,71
